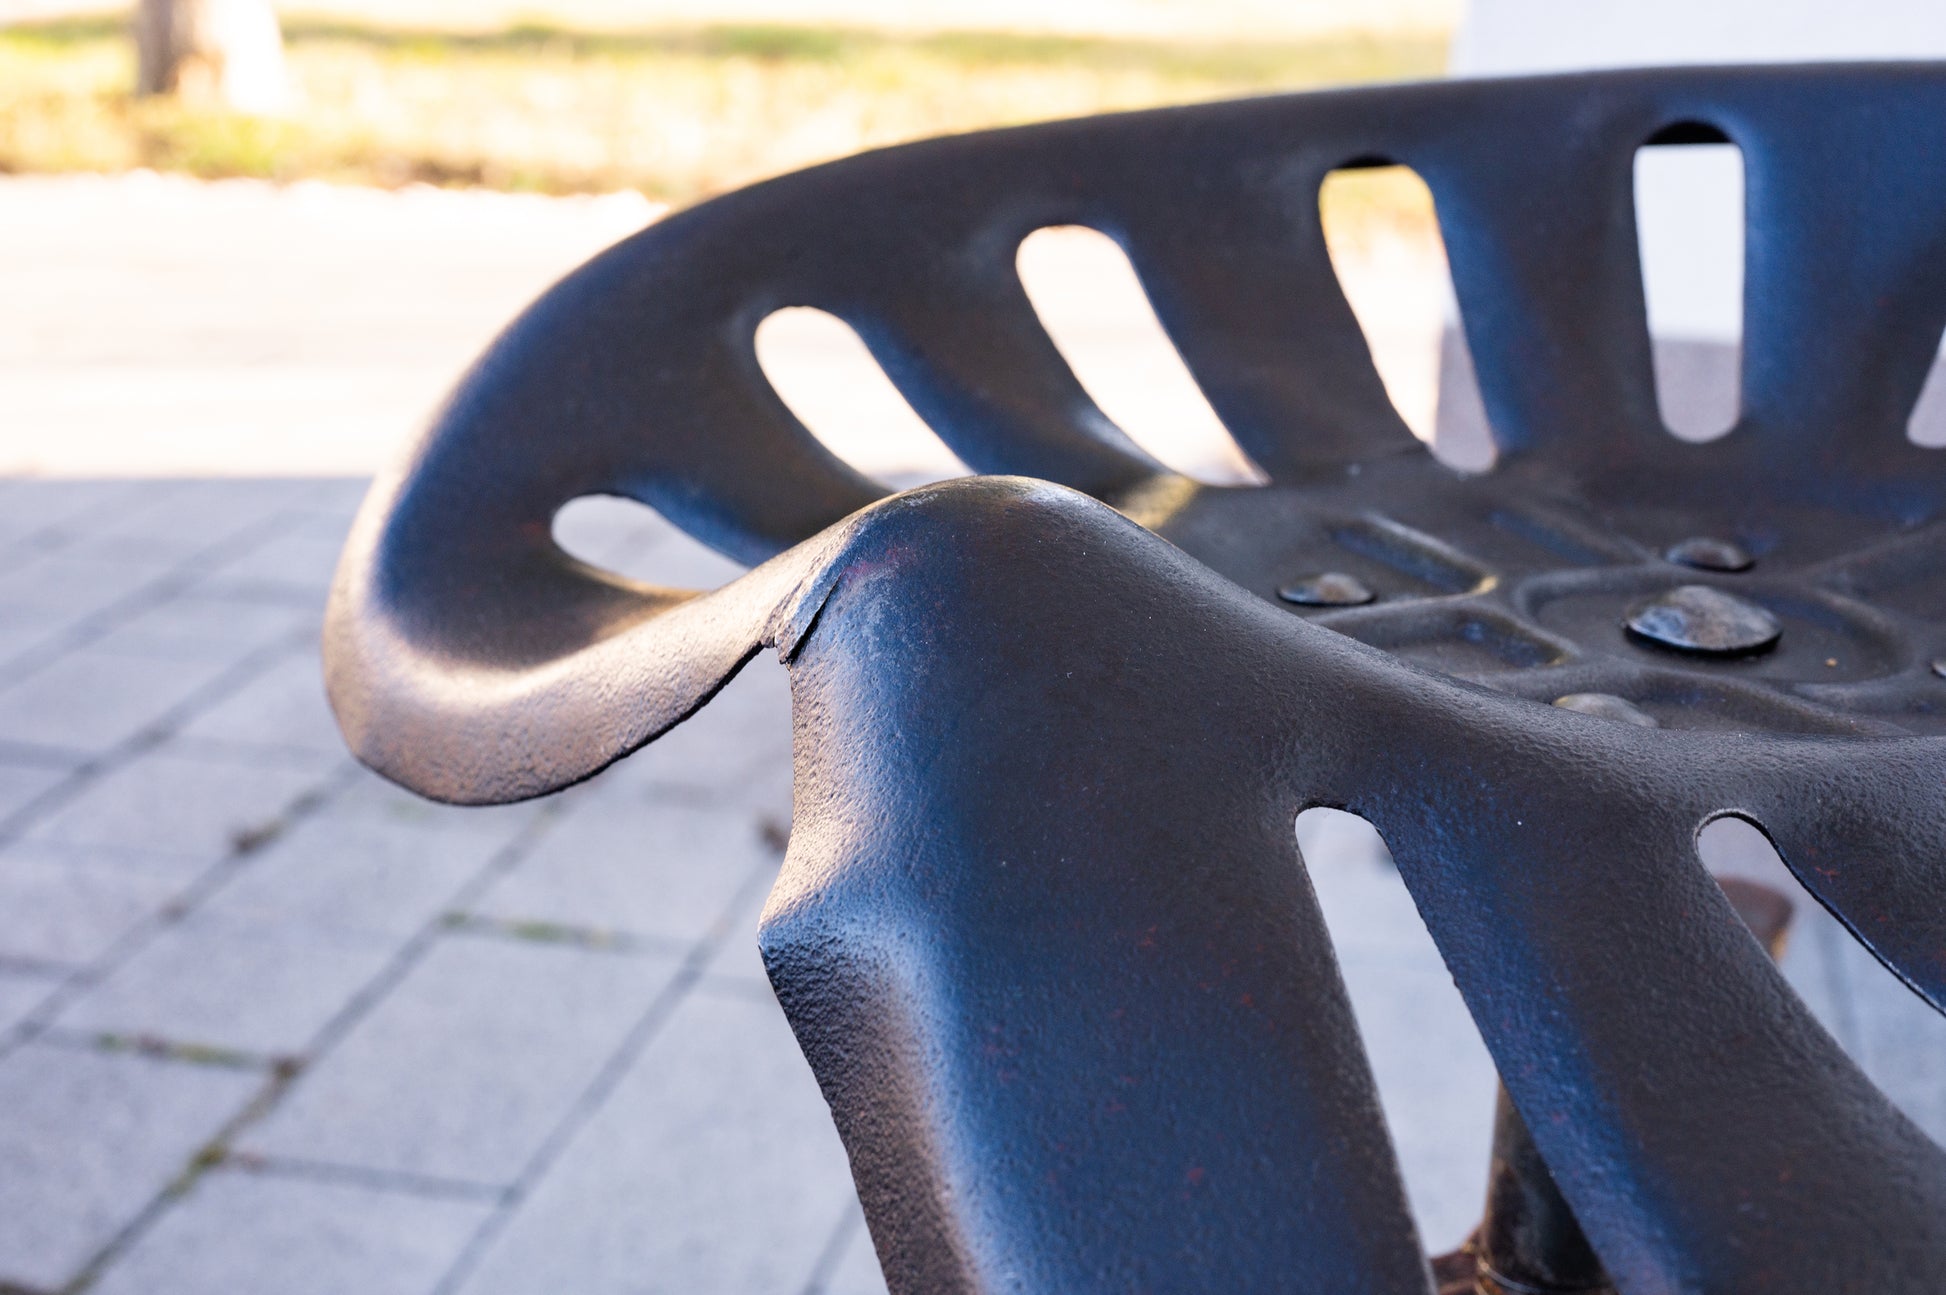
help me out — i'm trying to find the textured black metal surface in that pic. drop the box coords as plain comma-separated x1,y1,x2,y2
326,66,1946,1293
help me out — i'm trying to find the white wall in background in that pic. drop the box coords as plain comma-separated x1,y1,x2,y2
1452,0,1946,74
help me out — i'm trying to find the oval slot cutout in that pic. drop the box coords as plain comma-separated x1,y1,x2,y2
1698,813,1946,1143
1295,806,1496,1252
1635,135,1744,441
552,493,746,589
1016,226,1260,485
1319,164,1491,472
755,307,968,490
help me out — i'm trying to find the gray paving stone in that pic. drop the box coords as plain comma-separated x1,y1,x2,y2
0,968,59,1035
550,495,760,591
822,1213,892,1295
0,633,64,683
635,526,750,589
332,766,545,844
472,798,779,947
0,649,238,753
193,516,349,601
64,479,304,566
1694,815,1946,1136
49,775,500,1057
1829,928,1946,1143
90,1168,491,1295
0,480,152,547
0,759,70,820
455,989,858,1295
292,477,373,516
25,744,335,866
292,508,359,542
558,504,747,591
203,808,509,942
0,548,173,626
0,842,184,966
1771,898,1855,1052
0,1042,261,1291
177,649,344,756
243,933,681,1186
1300,810,1495,1253
57,913,399,1058
1334,950,1495,1253
0,598,83,665
591,655,793,808
88,593,313,664
551,494,669,573
698,866,784,990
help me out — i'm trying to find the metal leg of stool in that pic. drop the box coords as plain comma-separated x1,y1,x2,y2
1434,877,1798,1294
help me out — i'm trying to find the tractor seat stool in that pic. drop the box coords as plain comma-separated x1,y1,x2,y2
325,64,1946,1294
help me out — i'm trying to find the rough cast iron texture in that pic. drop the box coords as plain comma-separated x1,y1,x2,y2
325,66,1946,1293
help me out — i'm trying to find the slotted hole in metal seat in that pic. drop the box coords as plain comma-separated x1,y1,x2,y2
755,306,969,490
551,494,747,590
1635,124,1745,442
1297,806,1497,1254
1318,164,1474,461
1016,225,1261,486
1697,813,1946,1143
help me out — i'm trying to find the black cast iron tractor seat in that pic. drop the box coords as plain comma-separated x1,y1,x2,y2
325,66,1946,1293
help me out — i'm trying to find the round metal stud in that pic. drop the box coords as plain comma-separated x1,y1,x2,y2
1278,572,1375,608
1553,692,1660,727
1625,584,1781,656
1666,537,1754,573
1931,659,1946,680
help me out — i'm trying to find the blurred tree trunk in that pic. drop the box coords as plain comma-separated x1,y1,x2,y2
135,0,289,114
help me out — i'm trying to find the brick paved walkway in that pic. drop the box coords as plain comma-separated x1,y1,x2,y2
0,480,891,1293
0,478,1939,1292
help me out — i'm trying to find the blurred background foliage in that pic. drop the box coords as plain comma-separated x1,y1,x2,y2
0,15,1443,223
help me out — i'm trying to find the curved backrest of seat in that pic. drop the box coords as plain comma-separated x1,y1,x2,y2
328,63,1946,805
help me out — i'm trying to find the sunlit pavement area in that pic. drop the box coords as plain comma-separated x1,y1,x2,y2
1,170,1944,1292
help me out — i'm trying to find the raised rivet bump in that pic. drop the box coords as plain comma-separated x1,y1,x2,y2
1666,537,1754,573
1278,572,1374,608
1625,584,1780,656
1553,692,1660,727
